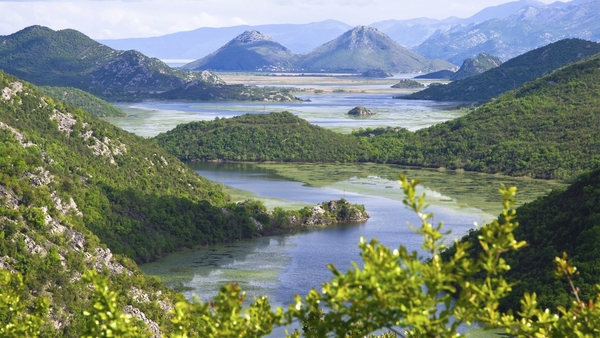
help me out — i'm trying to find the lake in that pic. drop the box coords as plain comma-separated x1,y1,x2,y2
107,93,464,137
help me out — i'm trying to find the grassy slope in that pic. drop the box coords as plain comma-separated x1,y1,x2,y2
39,86,126,117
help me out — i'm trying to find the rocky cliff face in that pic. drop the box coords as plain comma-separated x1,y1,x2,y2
450,53,503,81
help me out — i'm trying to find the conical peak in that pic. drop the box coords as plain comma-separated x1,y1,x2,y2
233,30,275,44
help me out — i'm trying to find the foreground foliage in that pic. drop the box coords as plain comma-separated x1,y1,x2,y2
450,168,600,312
4,175,600,337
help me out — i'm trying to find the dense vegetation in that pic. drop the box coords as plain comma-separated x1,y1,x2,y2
158,55,600,180
39,86,126,117
447,168,600,313
154,112,367,162
405,38,600,104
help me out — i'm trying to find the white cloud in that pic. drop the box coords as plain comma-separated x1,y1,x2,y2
0,0,563,39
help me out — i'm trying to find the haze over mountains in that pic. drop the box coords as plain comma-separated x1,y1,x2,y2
98,0,600,67
182,26,454,73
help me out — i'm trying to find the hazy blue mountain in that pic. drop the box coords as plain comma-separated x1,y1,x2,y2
181,30,294,71
414,0,600,64
295,26,454,73
98,20,352,60
370,0,548,47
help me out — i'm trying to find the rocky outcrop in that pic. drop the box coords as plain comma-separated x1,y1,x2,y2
123,305,161,338
284,199,369,228
391,79,425,89
348,106,373,116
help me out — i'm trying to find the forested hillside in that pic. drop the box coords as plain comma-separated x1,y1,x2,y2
405,39,600,104
448,168,600,312
397,55,600,179
154,112,368,162
39,86,126,117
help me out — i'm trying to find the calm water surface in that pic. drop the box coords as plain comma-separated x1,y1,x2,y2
141,163,491,306
108,93,463,137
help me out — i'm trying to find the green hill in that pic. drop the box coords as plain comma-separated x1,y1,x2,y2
396,55,600,179
405,38,600,104
0,26,221,100
38,86,126,117
153,111,367,162
449,168,600,312
181,30,294,71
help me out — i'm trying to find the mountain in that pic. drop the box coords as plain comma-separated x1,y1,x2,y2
397,53,600,179
405,38,600,103
0,69,238,335
449,53,503,81
295,26,454,73
181,30,294,71
414,0,600,64
98,20,352,59
0,25,221,100
370,0,549,48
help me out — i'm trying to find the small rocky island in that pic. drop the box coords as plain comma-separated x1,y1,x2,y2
285,199,370,228
348,106,373,116
391,79,425,89
361,69,393,78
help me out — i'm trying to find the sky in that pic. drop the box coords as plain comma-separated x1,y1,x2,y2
0,0,560,40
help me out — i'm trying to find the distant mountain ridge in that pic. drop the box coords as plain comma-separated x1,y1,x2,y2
183,26,454,73
414,0,600,64
0,25,221,99
99,20,353,59
0,25,301,102
295,26,453,73
97,1,563,60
